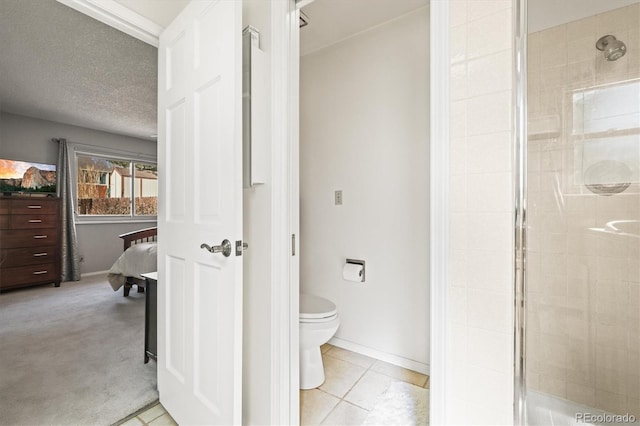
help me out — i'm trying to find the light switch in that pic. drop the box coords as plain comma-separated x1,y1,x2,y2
335,190,343,205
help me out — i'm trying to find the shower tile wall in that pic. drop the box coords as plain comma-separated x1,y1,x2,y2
448,1,515,424
527,3,640,416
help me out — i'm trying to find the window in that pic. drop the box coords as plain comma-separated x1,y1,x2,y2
571,79,640,193
74,150,157,222
133,163,158,216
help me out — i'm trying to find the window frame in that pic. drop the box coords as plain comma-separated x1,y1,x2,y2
69,143,157,224
566,78,640,195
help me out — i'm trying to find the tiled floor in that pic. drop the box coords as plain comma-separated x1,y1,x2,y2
116,402,177,426
300,344,430,425
118,344,428,426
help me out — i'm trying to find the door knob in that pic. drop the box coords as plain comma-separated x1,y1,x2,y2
200,239,232,257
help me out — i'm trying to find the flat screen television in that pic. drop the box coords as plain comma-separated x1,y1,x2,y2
0,158,57,195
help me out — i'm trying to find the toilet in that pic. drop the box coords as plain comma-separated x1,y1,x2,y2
299,294,340,390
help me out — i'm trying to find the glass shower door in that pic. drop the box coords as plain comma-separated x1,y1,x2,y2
525,2,640,424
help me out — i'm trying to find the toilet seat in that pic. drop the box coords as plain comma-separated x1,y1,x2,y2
300,294,337,323
300,314,338,323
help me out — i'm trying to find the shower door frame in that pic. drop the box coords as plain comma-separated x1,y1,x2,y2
513,0,528,425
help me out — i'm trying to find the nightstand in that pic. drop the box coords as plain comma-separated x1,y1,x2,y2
141,272,157,363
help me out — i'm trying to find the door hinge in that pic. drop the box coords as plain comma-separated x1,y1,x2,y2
292,234,296,256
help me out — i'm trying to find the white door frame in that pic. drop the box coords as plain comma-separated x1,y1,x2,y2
269,0,300,424
275,1,449,425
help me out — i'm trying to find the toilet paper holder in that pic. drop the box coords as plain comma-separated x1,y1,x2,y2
346,258,365,282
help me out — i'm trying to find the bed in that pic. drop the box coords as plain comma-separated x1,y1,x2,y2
107,227,157,297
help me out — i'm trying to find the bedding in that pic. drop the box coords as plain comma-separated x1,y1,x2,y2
108,242,158,291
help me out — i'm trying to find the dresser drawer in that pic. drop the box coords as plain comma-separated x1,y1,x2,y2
11,199,59,215
0,228,59,248
10,214,58,229
0,200,9,215
1,246,58,268
0,263,59,289
0,215,8,229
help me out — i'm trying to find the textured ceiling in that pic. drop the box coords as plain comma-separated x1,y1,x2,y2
300,0,429,56
0,0,157,141
0,0,429,140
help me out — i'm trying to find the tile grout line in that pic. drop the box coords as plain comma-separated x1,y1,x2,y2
306,345,431,425
317,350,378,424
115,400,162,426
134,402,168,426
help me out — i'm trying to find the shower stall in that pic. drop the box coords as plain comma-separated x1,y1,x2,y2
520,1,640,424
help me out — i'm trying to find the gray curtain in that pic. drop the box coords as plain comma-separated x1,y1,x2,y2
55,138,81,281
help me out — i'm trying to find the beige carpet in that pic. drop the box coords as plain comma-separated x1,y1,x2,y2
363,381,429,425
0,274,158,425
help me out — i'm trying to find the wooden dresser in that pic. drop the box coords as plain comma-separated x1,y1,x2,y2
0,196,61,291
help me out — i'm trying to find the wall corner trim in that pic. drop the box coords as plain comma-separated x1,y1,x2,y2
430,1,450,425
56,0,162,47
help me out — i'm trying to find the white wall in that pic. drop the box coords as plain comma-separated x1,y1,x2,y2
300,7,430,368
241,1,273,424
446,1,515,423
0,112,157,274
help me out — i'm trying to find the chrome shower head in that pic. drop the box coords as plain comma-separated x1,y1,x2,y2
596,35,627,61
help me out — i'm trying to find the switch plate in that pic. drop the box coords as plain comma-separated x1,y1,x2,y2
335,190,343,205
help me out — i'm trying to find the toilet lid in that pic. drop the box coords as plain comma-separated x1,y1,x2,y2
300,294,337,320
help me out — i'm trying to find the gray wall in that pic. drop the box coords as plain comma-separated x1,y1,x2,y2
0,112,157,274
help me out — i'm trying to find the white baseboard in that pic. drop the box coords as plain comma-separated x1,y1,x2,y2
328,337,430,376
81,270,109,278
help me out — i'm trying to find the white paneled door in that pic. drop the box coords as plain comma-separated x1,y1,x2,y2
157,1,243,424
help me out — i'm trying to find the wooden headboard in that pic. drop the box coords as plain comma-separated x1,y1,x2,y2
118,227,158,251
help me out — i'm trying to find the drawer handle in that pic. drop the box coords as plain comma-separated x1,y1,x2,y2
27,205,42,209
33,253,48,257
33,270,48,275
28,219,42,223
33,235,48,239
